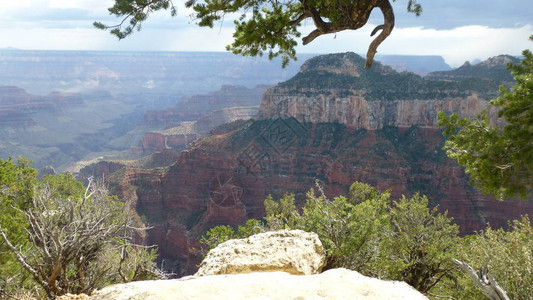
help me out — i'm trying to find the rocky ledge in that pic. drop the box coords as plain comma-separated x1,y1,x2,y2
91,230,427,300
91,268,428,300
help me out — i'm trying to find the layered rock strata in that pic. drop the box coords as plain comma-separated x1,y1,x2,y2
258,93,498,129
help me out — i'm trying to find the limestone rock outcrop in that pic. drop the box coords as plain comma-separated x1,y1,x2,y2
196,230,327,276
92,230,424,299
56,293,90,300
90,268,428,300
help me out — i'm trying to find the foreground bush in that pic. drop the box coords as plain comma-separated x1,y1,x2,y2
457,216,533,300
381,194,460,294
0,158,164,299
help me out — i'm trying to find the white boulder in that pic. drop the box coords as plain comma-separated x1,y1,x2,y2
195,229,327,276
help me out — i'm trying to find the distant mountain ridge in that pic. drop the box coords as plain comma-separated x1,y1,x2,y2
0,50,312,95
0,85,82,127
0,50,452,96
375,54,451,75
143,85,268,127
426,55,519,82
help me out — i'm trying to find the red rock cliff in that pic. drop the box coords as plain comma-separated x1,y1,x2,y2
101,120,533,277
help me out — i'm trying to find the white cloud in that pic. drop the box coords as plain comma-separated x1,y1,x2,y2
3,0,32,8
161,26,234,51
0,0,531,68
380,25,533,66
48,0,113,11
0,27,111,50
296,24,533,67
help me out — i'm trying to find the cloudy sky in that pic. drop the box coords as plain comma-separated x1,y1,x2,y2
1,0,531,67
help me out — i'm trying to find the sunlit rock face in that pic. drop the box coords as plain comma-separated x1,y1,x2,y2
91,269,429,300
196,230,327,276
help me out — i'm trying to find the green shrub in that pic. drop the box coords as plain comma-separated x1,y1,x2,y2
381,194,460,294
201,181,462,296
0,159,164,299
457,216,533,300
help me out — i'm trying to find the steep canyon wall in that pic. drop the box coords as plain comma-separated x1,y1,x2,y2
83,52,532,277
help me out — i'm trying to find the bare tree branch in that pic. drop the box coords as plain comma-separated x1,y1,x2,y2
454,259,510,300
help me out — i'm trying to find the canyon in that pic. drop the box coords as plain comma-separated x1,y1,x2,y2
0,50,452,171
0,51,306,171
79,52,533,277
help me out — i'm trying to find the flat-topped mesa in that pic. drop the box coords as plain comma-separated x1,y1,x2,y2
257,52,505,130
426,54,519,82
